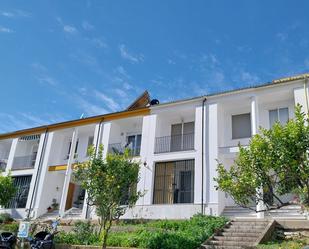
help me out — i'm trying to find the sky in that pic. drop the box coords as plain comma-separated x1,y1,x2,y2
1,1,309,133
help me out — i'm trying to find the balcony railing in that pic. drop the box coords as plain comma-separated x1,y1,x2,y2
154,133,195,154
0,159,7,171
12,155,36,170
108,143,141,157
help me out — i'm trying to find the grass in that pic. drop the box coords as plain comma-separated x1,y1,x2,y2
55,214,228,249
257,238,309,249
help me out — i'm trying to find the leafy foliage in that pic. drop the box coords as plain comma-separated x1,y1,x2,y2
73,145,143,249
215,104,309,210
0,173,16,207
55,214,228,249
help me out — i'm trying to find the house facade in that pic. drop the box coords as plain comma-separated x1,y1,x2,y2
0,74,308,220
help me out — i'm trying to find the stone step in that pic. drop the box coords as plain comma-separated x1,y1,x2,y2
226,225,266,230
223,228,265,233
202,245,242,249
213,236,257,242
208,240,254,246
220,232,260,237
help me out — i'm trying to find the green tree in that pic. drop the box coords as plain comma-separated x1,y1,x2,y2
0,172,16,207
73,146,143,249
215,104,309,211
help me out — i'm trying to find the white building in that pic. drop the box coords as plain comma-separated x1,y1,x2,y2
0,74,308,220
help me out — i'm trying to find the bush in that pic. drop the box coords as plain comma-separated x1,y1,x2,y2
0,223,19,234
55,221,100,246
0,213,14,224
56,215,228,249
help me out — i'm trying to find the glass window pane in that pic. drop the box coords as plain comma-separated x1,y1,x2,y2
232,113,252,139
269,109,278,127
279,108,289,124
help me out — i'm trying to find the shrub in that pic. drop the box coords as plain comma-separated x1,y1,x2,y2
56,214,228,249
0,222,19,234
0,213,14,224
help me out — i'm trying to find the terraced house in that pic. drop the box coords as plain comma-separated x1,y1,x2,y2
1,73,309,221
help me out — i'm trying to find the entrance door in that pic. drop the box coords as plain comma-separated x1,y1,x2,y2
65,183,75,210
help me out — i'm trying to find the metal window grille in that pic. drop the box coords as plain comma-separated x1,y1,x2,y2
19,134,40,141
6,175,32,209
153,159,194,204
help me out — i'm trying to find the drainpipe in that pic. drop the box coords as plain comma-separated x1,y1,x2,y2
304,77,309,115
85,119,104,219
201,98,207,214
27,129,49,219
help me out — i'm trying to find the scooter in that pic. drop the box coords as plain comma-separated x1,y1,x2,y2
0,232,17,249
28,231,55,249
27,219,59,249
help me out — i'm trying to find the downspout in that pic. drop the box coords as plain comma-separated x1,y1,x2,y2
27,129,49,219
85,118,104,219
304,77,309,115
201,98,207,214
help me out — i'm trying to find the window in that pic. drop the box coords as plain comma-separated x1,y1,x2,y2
153,160,194,204
269,107,289,127
66,139,79,159
86,136,94,156
126,134,142,156
170,122,194,152
6,175,32,209
232,113,251,139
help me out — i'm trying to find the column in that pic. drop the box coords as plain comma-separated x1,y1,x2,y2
251,96,264,218
206,103,219,215
293,83,309,114
5,138,18,174
81,122,103,219
136,114,157,206
101,122,111,159
59,128,79,217
33,132,54,218
194,106,203,205
25,132,48,217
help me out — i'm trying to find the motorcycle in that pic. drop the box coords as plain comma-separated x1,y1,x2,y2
0,232,17,249
27,219,59,249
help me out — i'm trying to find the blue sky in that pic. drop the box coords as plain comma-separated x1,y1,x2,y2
1,1,309,133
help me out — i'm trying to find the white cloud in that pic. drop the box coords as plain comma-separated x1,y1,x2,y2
77,97,108,116
87,37,107,48
94,90,120,112
37,76,58,86
0,9,31,18
0,26,14,33
119,44,144,63
239,71,260,85
0,112,65,133
82,21,94,31
63,25,77,34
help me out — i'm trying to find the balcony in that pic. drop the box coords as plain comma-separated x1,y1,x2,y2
12,155,37,170
0,159,7,171
108,143,141,157
154,133,195,154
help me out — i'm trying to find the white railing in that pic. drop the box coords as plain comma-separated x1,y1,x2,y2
12,155,36,170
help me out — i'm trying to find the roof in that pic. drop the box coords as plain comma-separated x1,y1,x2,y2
151,72,309,108
1,72,308,140
126,90,150,110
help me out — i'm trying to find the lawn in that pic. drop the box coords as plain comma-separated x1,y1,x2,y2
55,214,228,249
257,238,309,249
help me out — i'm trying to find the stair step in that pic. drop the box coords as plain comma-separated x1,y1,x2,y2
220,232,260,237
213,236,257,242
208,240,254,246
202,245,242,249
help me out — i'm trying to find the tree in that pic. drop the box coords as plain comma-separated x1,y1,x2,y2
215,104,309,211
0,172,16,207
73,145,143,249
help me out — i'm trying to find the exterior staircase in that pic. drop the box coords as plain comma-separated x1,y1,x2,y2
222,205,306,220
62,207,83,220
201,219,272,249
